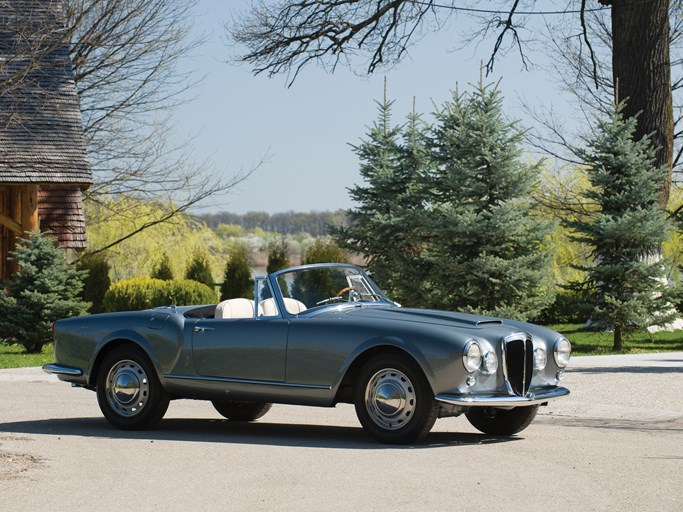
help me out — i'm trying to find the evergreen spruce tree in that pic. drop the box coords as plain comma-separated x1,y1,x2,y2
426,81,554,320
151,252,174,280
0,232,90,353
220,246,253,300
332,88,429,305
184,250,214,289
568,104,672,351
76,252,111,314
266,238,290,274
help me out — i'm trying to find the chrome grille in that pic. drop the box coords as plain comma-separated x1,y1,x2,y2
501,333,533,396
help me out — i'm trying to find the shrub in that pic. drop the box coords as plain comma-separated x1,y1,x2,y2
220,246,253,300
104,278,216,312
185,250,214,288
76,252,111,314
266,238,290,274
150,252,174,280
533,289,594,325
302,237,348,264
0,232,90,353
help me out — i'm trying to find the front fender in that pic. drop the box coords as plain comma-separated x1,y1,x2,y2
334,335,438,394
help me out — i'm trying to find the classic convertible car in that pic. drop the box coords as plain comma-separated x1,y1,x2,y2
44,263,571,443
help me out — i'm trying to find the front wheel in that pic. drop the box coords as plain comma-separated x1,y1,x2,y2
354,354,438,444
465,405,539,436
96,345,169,430
212,401,272,421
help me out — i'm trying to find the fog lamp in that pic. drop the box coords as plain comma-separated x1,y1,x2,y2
482,351,498,374
533,347,547,371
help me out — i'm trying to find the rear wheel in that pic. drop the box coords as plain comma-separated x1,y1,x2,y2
465,405,539,435
212,401,272,421
354,354,438,444
96,345,169,430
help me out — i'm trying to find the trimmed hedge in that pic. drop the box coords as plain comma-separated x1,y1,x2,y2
104,277,217,312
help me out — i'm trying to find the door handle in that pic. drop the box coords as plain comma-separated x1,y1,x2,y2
193,326,215,333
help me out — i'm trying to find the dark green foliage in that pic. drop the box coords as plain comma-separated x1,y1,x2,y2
220,246,253,300
331,95,429,306
567,103,673,350
76,252,111,314
151,252,174,280
103,278,217,312
335,82,553,318
0,232,90,353
533,290,593,325
184,250,214,288
425,82,554,320
266,238,290,274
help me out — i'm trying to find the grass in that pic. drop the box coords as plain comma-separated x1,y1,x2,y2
549,323,683,356
0,342,53,369
0,323,682,369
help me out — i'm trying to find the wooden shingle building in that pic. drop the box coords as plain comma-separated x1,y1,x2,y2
0,1,92,280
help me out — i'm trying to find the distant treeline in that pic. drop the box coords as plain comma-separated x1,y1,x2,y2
196,210,348,237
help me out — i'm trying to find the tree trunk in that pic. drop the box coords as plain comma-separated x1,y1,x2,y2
613,325,623,351
610,0,673,208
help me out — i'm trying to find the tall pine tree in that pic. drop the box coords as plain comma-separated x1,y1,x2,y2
425,81,554,320
568,104,672,351
332,89,429,305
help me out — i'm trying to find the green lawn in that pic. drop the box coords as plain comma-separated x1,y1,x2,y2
550,324,683,356
1,324,682,369
0,343,53,369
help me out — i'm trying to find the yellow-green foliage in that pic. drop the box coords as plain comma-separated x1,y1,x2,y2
664,187,683,282
85,197,227,281
103,277,217,312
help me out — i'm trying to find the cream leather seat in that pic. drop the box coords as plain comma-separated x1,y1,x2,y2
214,298,255,319
259,298,307,316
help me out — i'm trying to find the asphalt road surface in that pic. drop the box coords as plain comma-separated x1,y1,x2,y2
1,352,681,512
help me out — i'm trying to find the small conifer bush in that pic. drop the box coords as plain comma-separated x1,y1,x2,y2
0,232,90,353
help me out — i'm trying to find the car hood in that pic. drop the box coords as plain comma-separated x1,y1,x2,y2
340,305,506,329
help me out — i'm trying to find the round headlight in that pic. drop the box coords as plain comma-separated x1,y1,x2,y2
533,347,547,371
553,337,572,368
482,351,498,374
463,340,482,373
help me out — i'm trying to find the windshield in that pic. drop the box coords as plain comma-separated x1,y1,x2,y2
273,265,390,313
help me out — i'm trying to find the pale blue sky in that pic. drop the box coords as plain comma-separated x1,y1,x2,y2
176,0,578,214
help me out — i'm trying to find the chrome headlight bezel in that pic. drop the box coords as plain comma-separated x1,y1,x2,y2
462,339,482,373
553,336,572,368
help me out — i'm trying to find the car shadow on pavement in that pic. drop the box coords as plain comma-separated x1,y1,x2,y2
568,365,683,374
0,417,518,449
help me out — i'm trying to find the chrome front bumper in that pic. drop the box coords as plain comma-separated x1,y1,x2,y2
42,363,83,376
435,386,570,408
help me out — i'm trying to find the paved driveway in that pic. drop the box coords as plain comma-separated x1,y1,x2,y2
1,353,682,511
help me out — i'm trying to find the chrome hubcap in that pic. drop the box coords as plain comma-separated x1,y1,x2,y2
105,360,149,417
365,368,416,430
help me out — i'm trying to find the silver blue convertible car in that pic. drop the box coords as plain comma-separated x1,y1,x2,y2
44,263,571,443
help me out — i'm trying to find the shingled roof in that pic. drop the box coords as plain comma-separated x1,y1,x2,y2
0,0,91,186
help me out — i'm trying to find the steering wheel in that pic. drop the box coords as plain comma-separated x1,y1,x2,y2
335,286,358,297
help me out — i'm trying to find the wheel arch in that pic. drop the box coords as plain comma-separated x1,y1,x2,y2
333,340,436,404
89,335,158,388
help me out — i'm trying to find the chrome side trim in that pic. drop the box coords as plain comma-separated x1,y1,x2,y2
163,374,332,390
434,387,570,407
42,363,83,376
